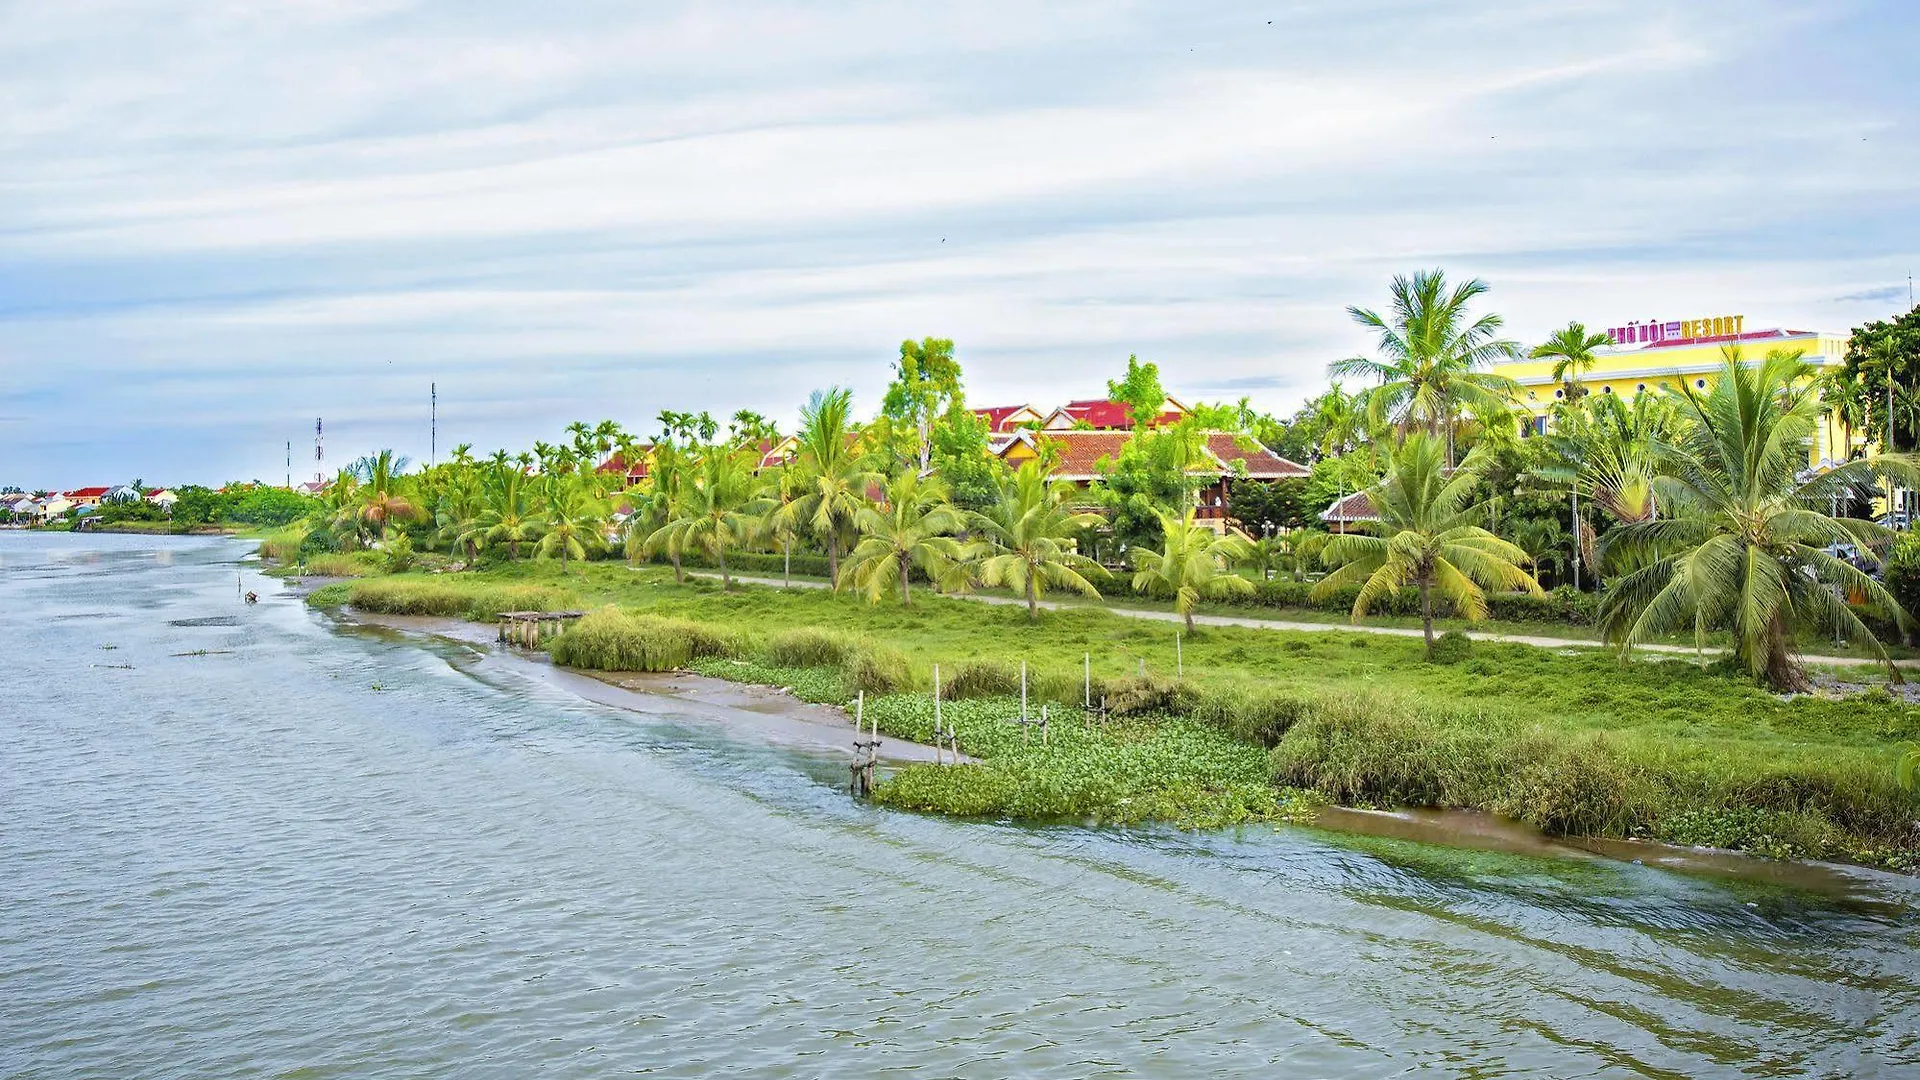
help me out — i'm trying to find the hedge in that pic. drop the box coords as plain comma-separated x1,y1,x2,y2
1230,579,1599,625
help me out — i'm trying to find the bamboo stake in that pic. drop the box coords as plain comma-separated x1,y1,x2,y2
1176,631,1182,676
1084,652,1090,708
933,664,943,765
1020,660,1028,723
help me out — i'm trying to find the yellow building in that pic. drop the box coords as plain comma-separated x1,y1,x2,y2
1499,317,1856,467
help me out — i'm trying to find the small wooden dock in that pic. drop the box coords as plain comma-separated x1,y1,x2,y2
496,610,585,648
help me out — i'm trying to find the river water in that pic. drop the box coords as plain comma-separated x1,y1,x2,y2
3,533,1917,1078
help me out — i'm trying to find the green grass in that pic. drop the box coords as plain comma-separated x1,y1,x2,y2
324,560,1920,867
343,576,579,621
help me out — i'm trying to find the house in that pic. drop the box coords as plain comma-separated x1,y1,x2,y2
991,428,1310,532
145,488,179,510
970,404,1045,432
36,495,74,520
62,486,111,508
1319,490,1378,534
594,445,655,485
1038,396,1189,432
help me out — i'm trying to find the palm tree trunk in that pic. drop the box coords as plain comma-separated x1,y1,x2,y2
671,550,683,583
783,539,791,588
827,534,840,591
1763,615,1809,692
1026,574,1038,621
718,542,731,591
900,558,911,608
1420,576,1435,658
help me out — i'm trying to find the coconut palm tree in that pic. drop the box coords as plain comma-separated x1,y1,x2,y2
627,440,691,580
1531,321,1614,402
434,448,487,568
1279,528,1330,583
649,445,758,589
1129,510,1254,631
537,478,607,570
354,449,417,543
839,472,969,606
1598,348,1920,690
477,460,541,561
972,461,1107,620
772,388,877,588
1328,269,1521,464
1315,432,1544,656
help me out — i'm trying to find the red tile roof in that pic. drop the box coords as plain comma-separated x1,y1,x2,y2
1046,399,1185,430
1320,490,1377,523
594,450,651,481
1201,434,1309,479
1033,431,1134,479
63,487,111,499
971,404,1039,432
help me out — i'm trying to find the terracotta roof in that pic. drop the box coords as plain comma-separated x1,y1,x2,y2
1320,490,1378,522
1034,431,1133,480
1200,434,1309,479
63,487,110,499
595,446,654,481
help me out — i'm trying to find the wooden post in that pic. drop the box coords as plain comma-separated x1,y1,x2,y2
1176,631,1182,677
933,664,943,766
1138,657,1145,677
1040,703,1050,746
1020,660,1028,723
1084,652,1090,709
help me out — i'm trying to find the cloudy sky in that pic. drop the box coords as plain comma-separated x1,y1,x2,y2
2,1,1916,487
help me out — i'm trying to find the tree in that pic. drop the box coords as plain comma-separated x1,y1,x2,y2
352,450,417,543
434,448,487,567
883,337,964,473
1107,354,1168,429
628,440,692,581
1328,269,1520,463
1598,349,1920,691
973,461,1108,620
928,404,1002,511
1840,307,1920,453
1315,432,1544,657
1531,321,1614,401
773,388,877,588
1227,478,1310,535
537,478,607,570
1129,510,1253,630
477,461,541,560
1094,421,1208,553
650,445,759,589
839,472,969,606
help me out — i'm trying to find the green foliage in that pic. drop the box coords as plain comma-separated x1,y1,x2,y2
229,486,319,527
346,578,576,621
304,582,352,608
1329,269,1520,445
1227,478,1311,534
170,485,232,527
1129,510,1253,628
1094,424,1208,551
1106,354,1168,429
381,534,417,574
301,552,383,578
550,608,744,672
1429,629,1473,664
1886,532,1920,627
764,627,860,668
1840,306,1920,452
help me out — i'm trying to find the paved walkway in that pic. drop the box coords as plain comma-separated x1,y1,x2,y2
679,571,1915,670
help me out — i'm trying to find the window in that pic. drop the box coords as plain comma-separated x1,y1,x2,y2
1554,389,1564,399
1602,386,1613,394
1696,379,1707,389
1636,383,1646,393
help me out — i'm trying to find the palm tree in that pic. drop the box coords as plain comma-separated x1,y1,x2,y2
477,461,541,560
537,478,607,570
649,445,758,589
434,450,487,568
1315,432,1544,657
1531,321,1613,401
972,461,1107,620
1328,269,1520,464
772,388,877,588
1598,349,1920,690
1279,528,1330,582
839,472,969,606
1129,510,1254,631
628,440,691,580
354,449,417,543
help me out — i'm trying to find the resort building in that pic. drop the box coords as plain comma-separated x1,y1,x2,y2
1039,397,1189,431
61,486,111,508
970,404,1045,432
992,428,1309,531
1497,316,1855,467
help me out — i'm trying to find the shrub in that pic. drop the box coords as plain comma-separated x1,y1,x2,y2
551,608,745,671
346,578,575,621
941,659,1022,700
255,524,309,562
305,582,352,608
1428,630,1473,665
847,643,913,696
764,627,858,668
1886,532,1920,630
301,552,382,578
381,534,417,574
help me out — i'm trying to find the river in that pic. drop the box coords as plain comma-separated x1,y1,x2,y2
3,533,1916,1078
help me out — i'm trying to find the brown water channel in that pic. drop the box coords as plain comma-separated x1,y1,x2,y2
4,532,1917,1078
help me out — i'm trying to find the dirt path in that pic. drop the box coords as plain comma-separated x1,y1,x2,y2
684,571,1915,671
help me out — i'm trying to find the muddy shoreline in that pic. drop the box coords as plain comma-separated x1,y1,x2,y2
294,585,1917,896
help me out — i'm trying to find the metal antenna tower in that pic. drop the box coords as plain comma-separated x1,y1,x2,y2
314,418,325,485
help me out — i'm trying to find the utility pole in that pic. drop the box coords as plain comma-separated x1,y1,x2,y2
1571,487,1580,592
286,441,291,489
431,382,437,467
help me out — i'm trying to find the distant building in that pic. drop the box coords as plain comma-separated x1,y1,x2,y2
991,428,1308,532
1039,397,1189,431
970,404,1045,432
62,486,111,507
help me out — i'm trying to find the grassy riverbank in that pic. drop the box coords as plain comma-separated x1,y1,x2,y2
322,561,1920,868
